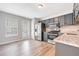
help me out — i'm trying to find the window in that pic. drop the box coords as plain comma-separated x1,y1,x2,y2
5,17,18,37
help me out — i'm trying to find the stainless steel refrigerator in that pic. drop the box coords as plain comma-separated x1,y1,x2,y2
34,22,45,41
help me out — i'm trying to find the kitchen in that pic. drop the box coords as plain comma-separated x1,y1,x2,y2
34,3,79,56
0,3,79,56
34,13,73,43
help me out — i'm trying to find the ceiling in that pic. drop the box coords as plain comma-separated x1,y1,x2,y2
0,3,73,20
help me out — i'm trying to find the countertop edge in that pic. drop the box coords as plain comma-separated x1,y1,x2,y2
54,35,79,48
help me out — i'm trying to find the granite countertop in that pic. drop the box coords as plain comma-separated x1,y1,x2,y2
54,25,79,48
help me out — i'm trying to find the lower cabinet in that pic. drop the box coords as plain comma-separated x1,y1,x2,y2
55,42,79,56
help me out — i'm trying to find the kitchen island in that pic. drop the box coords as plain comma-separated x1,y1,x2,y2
54,25,79,56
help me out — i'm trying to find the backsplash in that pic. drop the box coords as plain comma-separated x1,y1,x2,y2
60,25,79,33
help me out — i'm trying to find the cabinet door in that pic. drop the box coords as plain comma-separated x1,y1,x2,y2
59,16,64,26
49,19,53,24
53,17,59,24
64,14,73,25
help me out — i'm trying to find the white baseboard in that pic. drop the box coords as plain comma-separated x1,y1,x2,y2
0,39,26,45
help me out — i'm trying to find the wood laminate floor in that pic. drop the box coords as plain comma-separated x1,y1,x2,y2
0,40,55,56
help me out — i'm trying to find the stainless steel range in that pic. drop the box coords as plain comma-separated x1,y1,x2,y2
46,23,60,44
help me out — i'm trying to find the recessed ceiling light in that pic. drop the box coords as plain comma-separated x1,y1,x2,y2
37,4,45,8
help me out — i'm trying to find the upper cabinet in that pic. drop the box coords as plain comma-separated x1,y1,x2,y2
53,17,59,24
64,13,73,25
58,16,64,26
42,13,73,27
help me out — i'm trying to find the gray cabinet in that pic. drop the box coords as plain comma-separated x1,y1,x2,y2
53,17,59,24
44,32,48,42
59,16,64,26
42,13,73,27
55,42,79,56
64,13,73,25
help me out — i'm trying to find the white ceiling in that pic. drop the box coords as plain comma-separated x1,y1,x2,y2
0,3,73,20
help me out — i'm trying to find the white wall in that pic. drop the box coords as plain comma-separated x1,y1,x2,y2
31,19,35,40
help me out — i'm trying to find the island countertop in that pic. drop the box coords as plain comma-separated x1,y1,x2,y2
54,25,79,48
